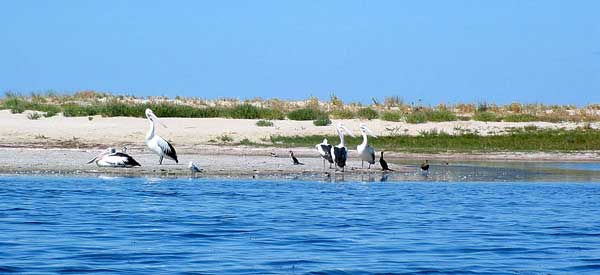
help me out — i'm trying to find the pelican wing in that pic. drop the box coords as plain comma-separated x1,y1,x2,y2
367,146,376,164
157,137,179,163
317,144,333,163
333,146,347,168
113,152,141,167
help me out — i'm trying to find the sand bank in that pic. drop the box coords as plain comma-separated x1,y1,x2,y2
0,110,596,147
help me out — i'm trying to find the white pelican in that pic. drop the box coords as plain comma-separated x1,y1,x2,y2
331,123,354,172
289,150,303,165
315,138,333,169
87,148,141,167
357,123,377,169
145,108,178,165
188,161,202,173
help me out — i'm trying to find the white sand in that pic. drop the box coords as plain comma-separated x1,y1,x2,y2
0,110,595,148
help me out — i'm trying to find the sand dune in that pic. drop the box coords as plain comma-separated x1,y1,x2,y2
0,110,594,149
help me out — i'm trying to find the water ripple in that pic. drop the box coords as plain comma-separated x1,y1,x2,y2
1,176,600,274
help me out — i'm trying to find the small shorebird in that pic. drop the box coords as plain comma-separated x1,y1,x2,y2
87,148,141,168
379,151,393,171
289,150,303,165
145,108,178,165
357,123,377,169
331,123,354,172
188,161,202,174
420,160,430,172
315,138,333,169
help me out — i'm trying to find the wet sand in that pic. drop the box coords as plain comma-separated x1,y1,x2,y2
1,146,599,181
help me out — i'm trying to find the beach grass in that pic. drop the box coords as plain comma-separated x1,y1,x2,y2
268,128,600,153
2,91,600,123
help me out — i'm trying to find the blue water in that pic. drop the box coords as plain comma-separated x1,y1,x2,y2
2,176,600,274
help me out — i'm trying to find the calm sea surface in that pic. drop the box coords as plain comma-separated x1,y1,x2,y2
2,165,600,274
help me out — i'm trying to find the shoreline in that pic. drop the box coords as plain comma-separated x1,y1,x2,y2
1,147,599,181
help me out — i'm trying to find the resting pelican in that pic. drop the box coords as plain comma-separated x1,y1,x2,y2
357,123,377,169
331,123,354,172
145,108,178,164
87,148,141,167
315,138,333,169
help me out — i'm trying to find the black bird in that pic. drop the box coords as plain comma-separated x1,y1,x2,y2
289,150,304,165
420,160,430,172
379,151,393,171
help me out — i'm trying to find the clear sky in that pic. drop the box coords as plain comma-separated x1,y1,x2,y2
1,1,599,105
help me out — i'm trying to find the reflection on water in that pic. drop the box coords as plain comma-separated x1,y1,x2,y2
318,161,600,183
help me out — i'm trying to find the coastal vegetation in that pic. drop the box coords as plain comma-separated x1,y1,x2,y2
268,128,600,153
1,90,600,123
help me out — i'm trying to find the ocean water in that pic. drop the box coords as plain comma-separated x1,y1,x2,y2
1,172,600,274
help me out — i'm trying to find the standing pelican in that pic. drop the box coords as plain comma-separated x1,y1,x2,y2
357,123,377,169
315,138,333,169
145,108,178,165
331,123,354,172
87,148,141,167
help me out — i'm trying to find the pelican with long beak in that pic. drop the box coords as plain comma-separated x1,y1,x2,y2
315,138,333,169
331,123,354,172
357,123,377,169
145,108,178,165
87,148,141,167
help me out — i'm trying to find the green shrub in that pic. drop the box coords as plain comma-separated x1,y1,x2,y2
380,111,402,122
313,117,332,126
406,112,427,124
27,112,42,120
218,134,233,143
62,104,99,117
4,97,26,113
43,110,58,117
239,138,253,145
473,111,500,122
426,110,457,122
357,107,379,120
287,108,327,120
256,119,274,127
259,108,285,120
229,104,262,119
503,114,538,122
330,109,355,119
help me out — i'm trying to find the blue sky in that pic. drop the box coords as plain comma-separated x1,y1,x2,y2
1,1,599,105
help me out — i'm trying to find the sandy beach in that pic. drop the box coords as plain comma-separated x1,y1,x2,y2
1,110,599,179
1,109,597,147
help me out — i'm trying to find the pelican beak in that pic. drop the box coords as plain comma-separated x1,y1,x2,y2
342,126,355,137
87,150,108,164
365,126,378,138
151,113,168,128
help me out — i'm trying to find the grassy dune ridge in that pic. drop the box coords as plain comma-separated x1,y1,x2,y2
2,90,600,123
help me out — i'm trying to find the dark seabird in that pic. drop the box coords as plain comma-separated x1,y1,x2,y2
289,151,304,165
379,151,393,171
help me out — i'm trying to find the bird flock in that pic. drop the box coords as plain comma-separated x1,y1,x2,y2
88,108,431,174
